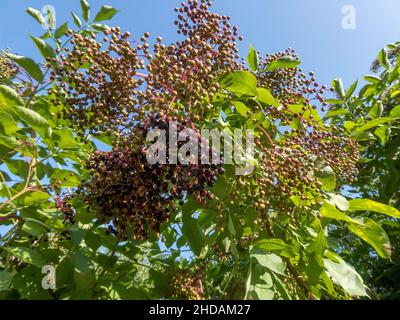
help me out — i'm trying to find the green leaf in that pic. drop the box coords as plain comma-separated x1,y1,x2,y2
253,239,293,258
7,54,43,83
51,169,80,187
22,191,50,206
228,214,237,237
232,101,249,116
94,5,119,22
347,217,392,259
181,202,206,257
344,80,358,101
26,8,45,26
0,112,20,135
54,22,68,39
14,106,49,132
53,128,78,149
0,134,19,148
219,71,258,97
368,101,384,119
22,218,48,236
348,199,400,219
252,253,286,275
331,194,349,211
363,75,381,84
257,88,280,107
80,0,90,22
5,159,29,178
324,257,367,297
0,271,14,290
287,104,321,121
74,270,96,290
390,105,400,118
43,6,56,30
71,12,82,28
5,247,45,268
355,117,391,133
378,48,390,70
29,36,56,61
247,44,258,71
374,126,390,144
91,24,110,32
325,108,348,118
85,232,102,251
320,202,360,224
0,85,24,109
72,252,92,273
332,78,345,98
264,56,300,71
315,165,336,191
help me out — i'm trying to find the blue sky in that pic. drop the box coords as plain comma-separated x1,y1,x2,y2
1,0,400,89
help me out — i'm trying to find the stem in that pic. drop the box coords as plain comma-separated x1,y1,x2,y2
0,187,34,212
258,126,275,146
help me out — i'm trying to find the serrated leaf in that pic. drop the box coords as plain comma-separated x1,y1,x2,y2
219,71,258,97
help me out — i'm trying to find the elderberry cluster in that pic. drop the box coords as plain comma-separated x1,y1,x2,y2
168,270,204,300
0,50,18,83
146,0,242,115
78,117,223,239
49,27,147,135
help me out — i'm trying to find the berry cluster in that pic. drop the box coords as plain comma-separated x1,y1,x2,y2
0,50,18,83
168,270,204,300
78,117,223,239
146,0,242,116
49,28,147,135
242,128,359,217
55,196,75,224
